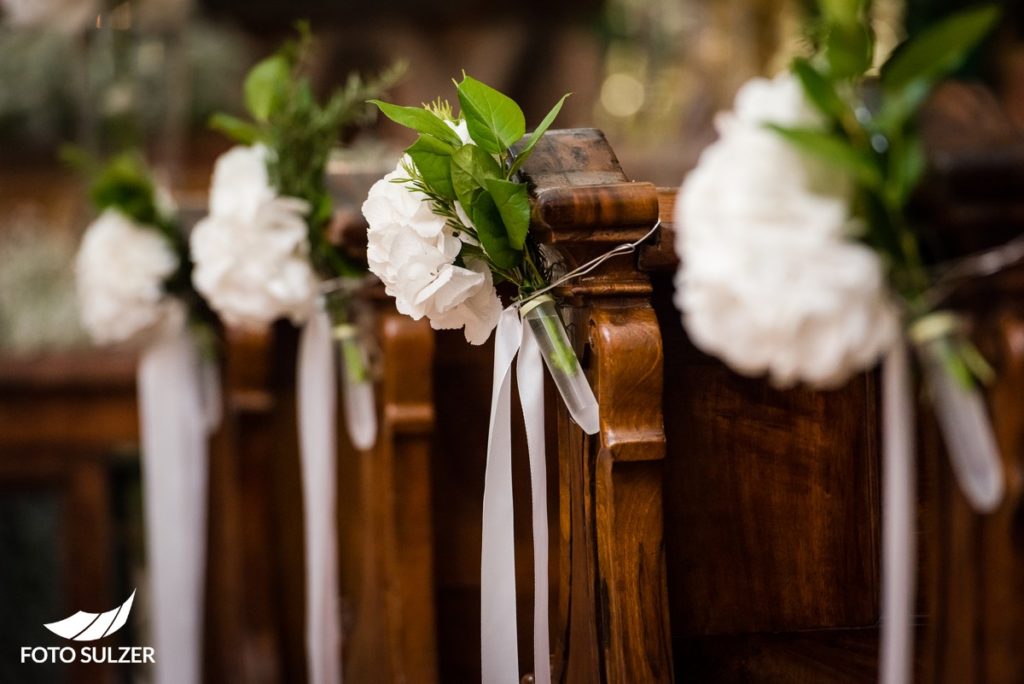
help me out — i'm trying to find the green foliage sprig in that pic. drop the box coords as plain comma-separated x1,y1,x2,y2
372,74,569,296
775,1,1000,386
211,22,404,279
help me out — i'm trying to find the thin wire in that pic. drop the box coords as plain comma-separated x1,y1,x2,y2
516,219,662,308
319,274,375,296
926,233,1024,305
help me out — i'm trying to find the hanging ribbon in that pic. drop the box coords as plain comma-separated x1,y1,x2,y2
333,322,377,451
298,303,343,684
878,322,1006,684
481,307,552,684
879,340,915,684
137,321,220,684
321,277,378,452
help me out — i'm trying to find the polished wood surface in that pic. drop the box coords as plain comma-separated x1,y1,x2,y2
338,286,438,683
522,128,673,683
916,83,1024,684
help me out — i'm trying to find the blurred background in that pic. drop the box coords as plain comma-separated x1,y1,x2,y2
1,0,1023,682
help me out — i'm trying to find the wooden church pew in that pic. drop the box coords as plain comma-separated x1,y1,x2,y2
510,126,885,681
504,116,1019,682
914,83,1024,684
334,270,439,683
518,128,674,682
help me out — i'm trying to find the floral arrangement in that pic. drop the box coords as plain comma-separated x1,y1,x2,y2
364,75,599,430
366,75,568,339
193,24,401,332
676,4,1000,392
365,75,600,683
193,25,402,458
72,151,218,684
674,6,1002,683
74,153,215,347
675,2,1002,494
192,29,401,684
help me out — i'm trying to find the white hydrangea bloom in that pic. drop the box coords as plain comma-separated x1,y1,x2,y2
362,161,502,345
75,208,183,345
674,73,898,388
190,145,318,330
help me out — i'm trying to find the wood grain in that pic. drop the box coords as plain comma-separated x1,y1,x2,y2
521,128,673,683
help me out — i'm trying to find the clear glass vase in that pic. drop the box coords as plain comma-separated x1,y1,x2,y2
917,336,1003,512
522,297,599,435
325,290,377,451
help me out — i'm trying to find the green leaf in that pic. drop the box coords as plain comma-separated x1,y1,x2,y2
509,92,570,176
818,0,865,28
90,154,160,224
369,100,463,146
484,178,530,250
824,22,874,79
874,79,932,135
791,58,846,121
886,134,926,206
245,54,291,122
881,5,999,93
208,113,261,145
470,192,520,270
456,74,526,154
450,143,503,209
407,135,456,200
767,124,883,188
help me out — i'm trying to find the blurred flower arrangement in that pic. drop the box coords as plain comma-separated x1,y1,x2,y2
69,145,219,684
674,5,1003,683
73,152,215,347
194,24,402,453
193,30,402,684
676,1,1003,502
196,24,401,331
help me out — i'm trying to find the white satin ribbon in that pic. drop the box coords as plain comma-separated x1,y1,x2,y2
137,322,219,684
298,306,343,684
482,307,551,684
880,341,915,684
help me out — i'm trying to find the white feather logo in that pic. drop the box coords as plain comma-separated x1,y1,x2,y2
43,590,136,641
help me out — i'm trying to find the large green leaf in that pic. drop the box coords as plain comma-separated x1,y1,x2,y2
471,192,520,270
509,93,570,176
450,143,502,209
791,58,846,121
245,54,290,122
456,74,525,154
370,100,463,146
208,113,261,145
824,22,874,79
407,135,456,200
484,178,530,250
881,5,999,93
885,134,926,207
874,79,932,135
818,0,865,27
767,124,883,189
